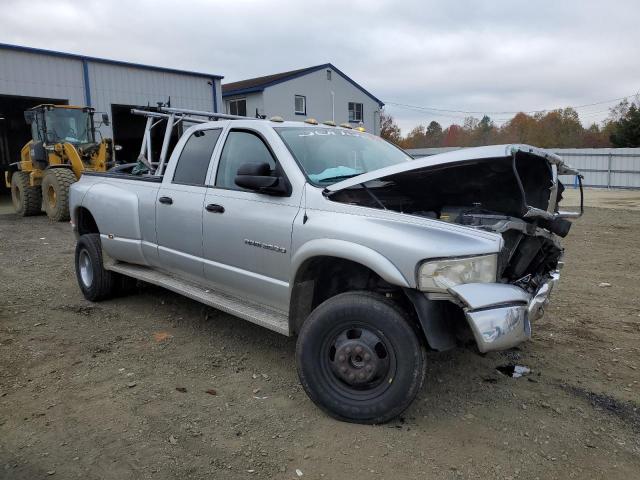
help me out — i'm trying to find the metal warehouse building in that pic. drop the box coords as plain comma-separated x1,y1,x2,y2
0,43,223,188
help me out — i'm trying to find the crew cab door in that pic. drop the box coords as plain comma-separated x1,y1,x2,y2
155,128,222,281
202,128,302,311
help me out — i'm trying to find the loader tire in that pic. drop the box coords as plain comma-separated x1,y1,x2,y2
42,168,76,222
11,171,42,216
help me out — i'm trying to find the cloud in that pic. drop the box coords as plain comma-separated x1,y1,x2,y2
1,0,638,134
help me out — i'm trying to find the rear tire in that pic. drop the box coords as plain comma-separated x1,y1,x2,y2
42,168,76,222
296,291,426,424
10,171,42,216
75,233,117,301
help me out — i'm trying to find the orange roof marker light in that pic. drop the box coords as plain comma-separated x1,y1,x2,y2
270,116,284,122
322,120,336,126
304,118,318,125
339,123,353,129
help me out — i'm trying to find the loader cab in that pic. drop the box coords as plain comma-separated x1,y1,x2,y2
24,105,97,146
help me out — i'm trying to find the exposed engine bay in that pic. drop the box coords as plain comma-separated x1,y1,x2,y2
326,149,583,293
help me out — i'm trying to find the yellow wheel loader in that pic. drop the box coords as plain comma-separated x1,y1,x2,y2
5,104,115,221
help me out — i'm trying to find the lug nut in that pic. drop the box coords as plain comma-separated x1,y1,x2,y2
355,346,363,354
345,347,351,354
338,354,346,362
366,365,372,372
348,373,355,380
340,366,347,373
358,373,365,379
364,353,371,361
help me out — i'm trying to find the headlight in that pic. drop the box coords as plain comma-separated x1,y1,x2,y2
417,254,498,292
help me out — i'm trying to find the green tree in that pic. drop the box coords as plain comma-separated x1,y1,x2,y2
609,103,640,147
425,121,443,147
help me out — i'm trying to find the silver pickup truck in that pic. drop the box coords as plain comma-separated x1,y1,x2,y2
70,111,581,424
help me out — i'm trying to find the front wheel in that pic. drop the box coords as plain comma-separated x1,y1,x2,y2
296,292,426,424
42,168,76,221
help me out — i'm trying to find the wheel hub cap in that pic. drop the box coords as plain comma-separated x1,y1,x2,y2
333,340,378,385
79,250,93,287
329,328,390,387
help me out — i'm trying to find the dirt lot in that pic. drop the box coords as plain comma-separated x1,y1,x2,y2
1,194,639,480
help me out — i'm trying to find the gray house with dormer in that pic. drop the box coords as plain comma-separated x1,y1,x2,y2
222,64,383,135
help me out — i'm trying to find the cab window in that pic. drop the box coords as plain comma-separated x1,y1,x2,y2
172,129,222,185
215,130,276,191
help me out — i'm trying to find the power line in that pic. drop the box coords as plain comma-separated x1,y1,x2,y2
383,93,637,116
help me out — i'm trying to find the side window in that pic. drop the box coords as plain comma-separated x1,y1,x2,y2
294,95,306,115
215,130,276,191
228,98,247,116
348,102,363,122
172,129,222,185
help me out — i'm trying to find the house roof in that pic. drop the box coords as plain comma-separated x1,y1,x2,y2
222,63,384,107
0,42,224,79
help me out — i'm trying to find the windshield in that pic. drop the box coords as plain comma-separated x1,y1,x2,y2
276,127,411,185
44,108,94,144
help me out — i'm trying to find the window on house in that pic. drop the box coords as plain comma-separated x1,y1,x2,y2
348,102,363,122
228,98,247,117
326,69,332,80
172,129,222,185
294,95,306,115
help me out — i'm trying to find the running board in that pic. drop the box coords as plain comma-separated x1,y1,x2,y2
107,262,290,335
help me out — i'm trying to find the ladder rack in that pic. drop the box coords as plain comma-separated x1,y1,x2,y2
130,106,262,176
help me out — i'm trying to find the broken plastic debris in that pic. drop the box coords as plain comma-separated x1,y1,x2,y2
496,364,531,378
153,331,172,342
598,282,612,287
296,469,303,477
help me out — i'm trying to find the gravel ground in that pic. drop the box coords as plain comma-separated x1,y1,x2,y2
0,201,639,479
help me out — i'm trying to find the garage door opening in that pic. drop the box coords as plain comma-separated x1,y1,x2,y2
0,95,68,196
111,104,183,165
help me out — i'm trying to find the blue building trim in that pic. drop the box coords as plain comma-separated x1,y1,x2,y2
82,59,92,107
0,42,224,80
222,63,384,107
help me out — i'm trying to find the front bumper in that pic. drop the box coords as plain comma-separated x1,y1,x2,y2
449,269,561,353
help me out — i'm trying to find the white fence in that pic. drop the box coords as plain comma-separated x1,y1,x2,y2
406,147,640,189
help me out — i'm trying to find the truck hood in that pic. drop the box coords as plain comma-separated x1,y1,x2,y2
325,144,581,223
326,144,579,194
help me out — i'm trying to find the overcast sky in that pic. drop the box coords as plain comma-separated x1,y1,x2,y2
1,0,638,134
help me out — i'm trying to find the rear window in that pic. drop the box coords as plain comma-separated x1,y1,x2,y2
172,129,222,185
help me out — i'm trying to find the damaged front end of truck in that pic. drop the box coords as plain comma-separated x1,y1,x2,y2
325,144,583,353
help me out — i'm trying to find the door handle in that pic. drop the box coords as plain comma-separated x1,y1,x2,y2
205,203,225,213
159,196,173,205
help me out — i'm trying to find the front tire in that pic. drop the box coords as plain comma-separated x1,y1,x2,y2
75,234,117,301
296,292,426,424
42,168,76,221
10,171,42,216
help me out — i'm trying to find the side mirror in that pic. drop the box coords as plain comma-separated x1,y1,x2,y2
24,111,35,124
102,113,110,126
235,162,287,195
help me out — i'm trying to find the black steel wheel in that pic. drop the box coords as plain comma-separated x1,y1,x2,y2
296,291,426,424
